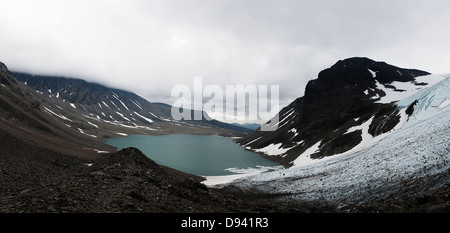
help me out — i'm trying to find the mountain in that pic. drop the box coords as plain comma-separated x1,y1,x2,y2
231,123,260,131
236,57,446,167
224,72,450,209
223,58,450,209
12,72,250,137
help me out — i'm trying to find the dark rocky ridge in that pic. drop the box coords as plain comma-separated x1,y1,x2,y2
237,57,431,166
0,62,15,86
13,72,251,136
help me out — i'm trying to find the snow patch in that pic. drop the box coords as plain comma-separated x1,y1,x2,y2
84,148,109,154
288,128,297,134
268,108,296,130
203,166,284,187
149,112,159,118
368,69,377,78
202,174,255,186
95,150,109,154
109,100,119,109
280,109,295,123
70,103,76,109
134,112,153,123
102,101,110,108
375,74,447,104
255,143,291,156
116,111,131,122
243,136,262,147
288,127,299,138
43,107,72,122
345,116,374,134
78,128,97,138
130,99,143,110
292,141,322,167
102,119,158,131
87,121,99,129
112,93,129,111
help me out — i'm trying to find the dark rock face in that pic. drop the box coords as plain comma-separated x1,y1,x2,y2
368,104,401,136
0,62,17,86
237,57,431,166
315,57,428,86
406,100,419,116
311,130,362,159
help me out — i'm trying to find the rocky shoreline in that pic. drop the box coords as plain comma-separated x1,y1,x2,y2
0,144,254,213
1,136,449,213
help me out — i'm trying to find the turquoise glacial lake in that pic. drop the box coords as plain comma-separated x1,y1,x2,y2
106,134,281,176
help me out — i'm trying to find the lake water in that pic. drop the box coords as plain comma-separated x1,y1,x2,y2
106,134,282,176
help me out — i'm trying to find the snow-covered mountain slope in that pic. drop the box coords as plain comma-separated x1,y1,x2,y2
236,57,443,167
223,76,450,207
12,72,250,138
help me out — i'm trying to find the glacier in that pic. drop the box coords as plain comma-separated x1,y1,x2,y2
220,75,450,207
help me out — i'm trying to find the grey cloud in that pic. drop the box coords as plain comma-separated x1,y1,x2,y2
0,0,449,123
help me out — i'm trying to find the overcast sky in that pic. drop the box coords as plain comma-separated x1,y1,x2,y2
1,0,449,122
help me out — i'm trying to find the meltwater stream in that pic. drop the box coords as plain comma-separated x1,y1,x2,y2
106,134,282,176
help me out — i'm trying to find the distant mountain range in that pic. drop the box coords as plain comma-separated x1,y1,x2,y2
12,72,251,139
231,123,260,131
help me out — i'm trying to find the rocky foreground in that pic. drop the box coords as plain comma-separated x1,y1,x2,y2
1,134,449,213
0,143,258,213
